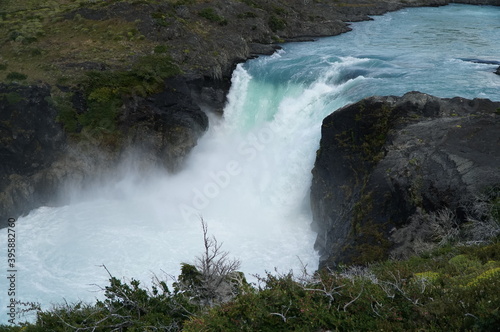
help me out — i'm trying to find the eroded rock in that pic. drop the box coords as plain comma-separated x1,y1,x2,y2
311,92,500,268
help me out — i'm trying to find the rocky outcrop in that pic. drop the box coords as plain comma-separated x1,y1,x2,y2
0,82,207,227
0,84,66,227
119,77,209,170
311,92,500,268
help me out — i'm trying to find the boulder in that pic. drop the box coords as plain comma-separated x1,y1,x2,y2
311,92,500,268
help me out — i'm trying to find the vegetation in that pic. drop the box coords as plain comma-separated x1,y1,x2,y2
0,0,184,145
198,8,228,25
185,242,500,331
1,219,499,331
5,72,27,81
268,15,286,32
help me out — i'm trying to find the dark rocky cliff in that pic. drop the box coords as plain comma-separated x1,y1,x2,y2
0,80,208,226
311,92,500,268
0,84,65,222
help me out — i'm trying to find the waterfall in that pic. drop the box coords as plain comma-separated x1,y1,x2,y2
1,4,499,324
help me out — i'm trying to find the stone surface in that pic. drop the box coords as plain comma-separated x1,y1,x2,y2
0,84,66,226
0,81,208,227
119,76,209,171
311,92,500,268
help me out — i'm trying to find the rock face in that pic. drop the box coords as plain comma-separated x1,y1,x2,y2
311,92,500,268
0,84,66,226
119,76,209,171
0,82,208,227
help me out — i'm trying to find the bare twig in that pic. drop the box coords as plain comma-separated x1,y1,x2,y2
343,285,364,312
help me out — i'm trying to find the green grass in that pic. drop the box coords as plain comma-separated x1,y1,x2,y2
0,0,184,146
49,53,180,141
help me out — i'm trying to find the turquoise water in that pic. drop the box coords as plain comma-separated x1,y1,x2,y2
1,4,499,325
245,4,500,104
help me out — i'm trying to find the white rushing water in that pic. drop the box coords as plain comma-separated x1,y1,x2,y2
1,4,499,324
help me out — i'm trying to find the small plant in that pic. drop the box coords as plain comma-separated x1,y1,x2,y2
1,92,22,104
175,219,243,307
268,15,286,32
173,0,196,7
6,72,27,81
46,93,80,133
241,0,264,9
154,44,169,54
198,8,228,26
237,11,258,19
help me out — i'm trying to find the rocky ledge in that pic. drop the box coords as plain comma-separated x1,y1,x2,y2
311,92,500,268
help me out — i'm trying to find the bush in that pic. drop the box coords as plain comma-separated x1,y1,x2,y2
6,72,27,81
154,44,169,54
74,54,180,138
185,243,500,331
268,15,286,32
237,11,258,19
2,230,499,331
23,269,197,331
198,8,228,25
175,220,243,307
1,92,22,105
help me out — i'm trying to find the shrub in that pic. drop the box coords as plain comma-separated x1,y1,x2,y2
268,15,286,32
6,72,27,81
2,228,499,331
27,270,197,331
47,94,80,133
1,92,22,105
237,11,258,19
154,44,169,54
174,219,243,307
198,8,228,25
77,54,180,138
